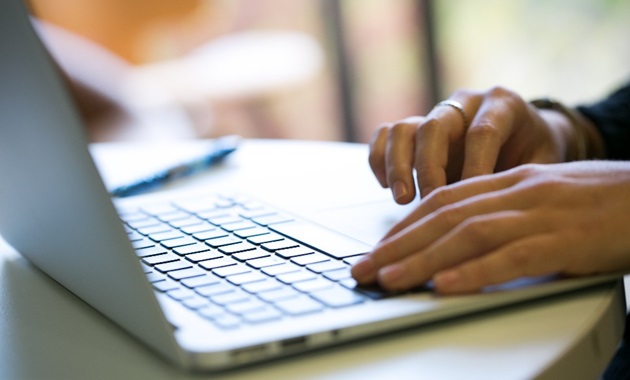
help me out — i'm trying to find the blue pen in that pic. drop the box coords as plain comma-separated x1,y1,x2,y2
110,135,241,198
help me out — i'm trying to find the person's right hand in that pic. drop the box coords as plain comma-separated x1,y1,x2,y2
368,87,577,203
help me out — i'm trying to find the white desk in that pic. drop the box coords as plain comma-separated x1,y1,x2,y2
0,139,626,379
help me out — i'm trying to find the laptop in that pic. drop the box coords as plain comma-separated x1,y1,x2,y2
0,0,619,371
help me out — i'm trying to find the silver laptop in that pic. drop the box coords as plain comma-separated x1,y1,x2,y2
0,0,618,371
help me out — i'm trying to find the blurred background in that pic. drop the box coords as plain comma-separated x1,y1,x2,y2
29,0,630,143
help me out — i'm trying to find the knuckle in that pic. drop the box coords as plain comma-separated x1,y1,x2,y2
415,117,443,139
467,121,500,141
433,203,466,229
486,85,515,100
504,244,533,270
510,163,547,181
425,186,458,210
388,120,415,138
459,217,494,245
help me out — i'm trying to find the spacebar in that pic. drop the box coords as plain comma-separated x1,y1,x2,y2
269,220,372,259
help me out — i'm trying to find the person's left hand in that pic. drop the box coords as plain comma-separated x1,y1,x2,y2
351,160,630,294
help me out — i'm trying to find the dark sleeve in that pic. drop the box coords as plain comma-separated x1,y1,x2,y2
577,83,630,160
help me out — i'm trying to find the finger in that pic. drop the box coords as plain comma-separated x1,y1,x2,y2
382,167,521,240
461,88,524,179
385,119,422,204
353,177,526,285
415,94,482,197
433,233,567,294
368,125,390,188
375,210,540,291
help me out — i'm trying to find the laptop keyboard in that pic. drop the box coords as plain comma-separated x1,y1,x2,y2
118,193,383,330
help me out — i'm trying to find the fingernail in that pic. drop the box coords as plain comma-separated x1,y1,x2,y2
378,264,404,284
434,270,459,290
392,181,408,202
351,257,375,281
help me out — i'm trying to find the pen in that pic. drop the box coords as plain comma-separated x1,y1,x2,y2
110,135,241,198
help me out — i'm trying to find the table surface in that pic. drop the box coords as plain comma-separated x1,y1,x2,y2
0,139,626,380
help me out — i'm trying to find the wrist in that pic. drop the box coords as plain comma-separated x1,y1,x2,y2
530,98,606,161
530,98,588,161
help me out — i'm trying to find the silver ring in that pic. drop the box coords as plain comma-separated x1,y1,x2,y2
435,100,470,128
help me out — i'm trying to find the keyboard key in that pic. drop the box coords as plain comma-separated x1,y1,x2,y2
180,223,215,235
185,250,223,263
291,253,330,266
234,227,270,238
270,221,371,259
199,257,237,270
241,279,284,294
221,221,258,232
181,274,221,288
261,240,299,252
126,231,144,242
322,268,352,281
193,229,229,241
153,279,180,292
197,210,230,220
247,233,284,245
239,208,275,219
219,242,256,255
182,295,211,310
142,253,180,266
146,271,166,283
213,264,251,278
241,307,283,324
307,260,347,273
226,272,267,286
168,216,203,229
135,245,167,258
195,282,234,297
127,218,161,230
158,211,192,222
226,299,267,315
155,260,192,273
257,287,300,302
119,211,148,223
310,287,365,308
167,287,196,301
339,278,358,290
173,243,211,256
343,255,366,266
149,230,185,242
174,197,222,214
232,248,270,262
277,271,318,284
213,314,241,329
168,267,206,281
262,263,301,276
207,215,244,226
252,214,294,226
131,238,155,250
246,256,285,269
211,290,251,305
205,236,240,248
137,224,172,236
161,236,197,249
292,278,335,293
275,246,314,259
275,295,324,316
197,303,227,319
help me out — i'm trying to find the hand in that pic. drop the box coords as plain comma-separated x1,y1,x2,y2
351,161,630,294
369,87,572,203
